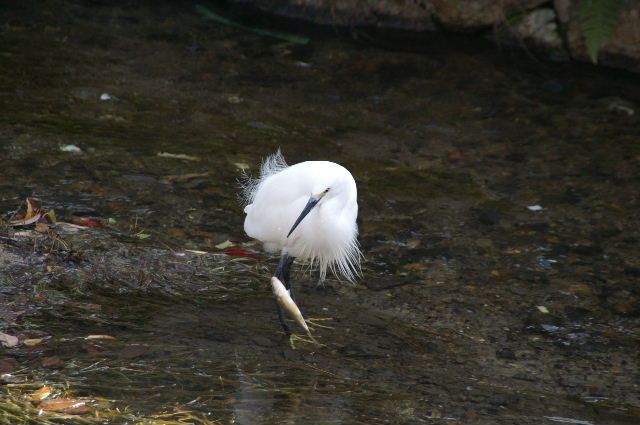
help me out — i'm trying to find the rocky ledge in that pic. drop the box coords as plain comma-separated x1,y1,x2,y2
234,0,640,73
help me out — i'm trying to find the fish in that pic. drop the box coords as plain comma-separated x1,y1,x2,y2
270,276,312,337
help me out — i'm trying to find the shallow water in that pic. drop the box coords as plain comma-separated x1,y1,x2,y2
1,1,639,424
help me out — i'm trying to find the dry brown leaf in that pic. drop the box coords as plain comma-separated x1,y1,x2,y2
23,338,43,347
215,240,234,250
0,332,19,348
10,212,43,226
163,172,210,183
63,405,93,414
30,386,53,401
39,399,89,414
157,152,200,161
85,334,117,340
25,198,38,220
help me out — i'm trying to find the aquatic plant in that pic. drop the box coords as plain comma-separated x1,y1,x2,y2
579,0,622,63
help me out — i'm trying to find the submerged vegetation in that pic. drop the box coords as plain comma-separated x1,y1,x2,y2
0,383,220,425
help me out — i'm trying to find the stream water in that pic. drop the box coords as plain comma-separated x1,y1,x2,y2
1,1,639,424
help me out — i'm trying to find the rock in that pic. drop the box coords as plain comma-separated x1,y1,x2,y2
496,347,517,360
244,0,437,30
510,8,565,52
555,0,640,72
432,0,547,28
241,0,549,30
232,0,640,73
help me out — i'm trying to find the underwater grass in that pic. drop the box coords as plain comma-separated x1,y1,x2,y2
0,383,222,425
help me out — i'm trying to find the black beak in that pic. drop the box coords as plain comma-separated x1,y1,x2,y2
286,197,319,238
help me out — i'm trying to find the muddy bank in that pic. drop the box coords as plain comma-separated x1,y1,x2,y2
1,1,640,424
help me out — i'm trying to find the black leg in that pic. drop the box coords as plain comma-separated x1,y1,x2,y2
274,254,296,334
276,300,291,335
281,255,296,302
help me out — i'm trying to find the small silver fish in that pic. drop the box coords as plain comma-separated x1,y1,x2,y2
270,276,311,337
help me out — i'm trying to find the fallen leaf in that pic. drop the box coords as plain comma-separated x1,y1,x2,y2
25,198,39,220
0,332,19,347
39,399,89,414
215,240,234,250
163,172,210,183
34,293,47,302
72,217,104,228
9,211,44,226
157,152,200,161
62,405,93,415
44,210,57,223
223,247,259,259
22,338,43,347
8,198,49,226
30,386,53,401
85,334,116,340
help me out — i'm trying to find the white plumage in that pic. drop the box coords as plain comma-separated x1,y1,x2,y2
243,150,361,282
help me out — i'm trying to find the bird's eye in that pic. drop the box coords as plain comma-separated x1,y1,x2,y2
324,188,330,193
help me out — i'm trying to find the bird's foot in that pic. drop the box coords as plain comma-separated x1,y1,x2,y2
306,317,334,330
279,319,292,336
289,333,322,349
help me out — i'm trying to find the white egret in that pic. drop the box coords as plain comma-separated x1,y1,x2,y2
242,150,361,333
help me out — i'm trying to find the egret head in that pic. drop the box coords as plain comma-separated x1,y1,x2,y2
286,168,354,238
286,187,329,238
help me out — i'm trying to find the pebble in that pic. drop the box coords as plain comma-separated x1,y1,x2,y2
536,306,549,314
59,144,82,153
